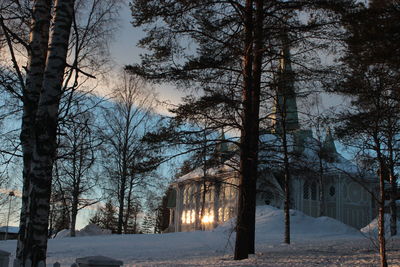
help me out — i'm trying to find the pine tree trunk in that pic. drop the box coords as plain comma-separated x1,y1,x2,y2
318,157,325,217
200,179,207,230
247,0,264,254
234,0,253,260
378,168,388,267
18,0,75,265
17,0,51,261
200,133,208,230
389,174,397,236
282,120,291,244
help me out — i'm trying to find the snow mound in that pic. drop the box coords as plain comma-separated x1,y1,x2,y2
54,224,111,238
216,205,360,238
78,223,112,236
54,229,71,238
361,214,400,236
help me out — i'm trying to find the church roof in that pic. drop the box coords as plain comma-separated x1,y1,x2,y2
175,129,374,183
175,161,235,183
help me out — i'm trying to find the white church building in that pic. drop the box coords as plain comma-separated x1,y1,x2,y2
165,45,377,232
166,132,376,232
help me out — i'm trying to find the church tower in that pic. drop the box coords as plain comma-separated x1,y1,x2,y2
321,127,338,162
215,129,230,164
272,35,300,133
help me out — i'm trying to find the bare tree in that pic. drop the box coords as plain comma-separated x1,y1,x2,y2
101,71,159,234
55,109,101,237
16,0,75,264
0,0,120,263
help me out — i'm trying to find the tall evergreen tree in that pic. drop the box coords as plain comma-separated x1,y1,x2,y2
334,1,400,266
89,200,118,233
129,0,345,259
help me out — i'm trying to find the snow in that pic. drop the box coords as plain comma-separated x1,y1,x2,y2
54,224,111,238
361,214,400,236
0,226,19,234
216,205,360,238
1,206,399,266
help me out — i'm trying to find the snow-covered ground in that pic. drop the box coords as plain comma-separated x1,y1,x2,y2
1,206,399,266
361,213,400,236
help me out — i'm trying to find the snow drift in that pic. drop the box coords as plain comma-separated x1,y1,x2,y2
54,223,111,238
216,205,360,239
1,205,378,266
361,214,400,236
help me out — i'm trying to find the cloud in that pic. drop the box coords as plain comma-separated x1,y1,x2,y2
0,188,22,198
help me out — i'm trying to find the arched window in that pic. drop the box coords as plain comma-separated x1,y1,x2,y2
329,186,336,197
264,190,274,205
303,181,309,199
311,181,317,200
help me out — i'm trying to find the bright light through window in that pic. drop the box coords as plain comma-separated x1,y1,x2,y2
201,210,214,224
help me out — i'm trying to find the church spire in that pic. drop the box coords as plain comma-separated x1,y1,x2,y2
273,33,300,133
216,128,229,164
322,127,338,159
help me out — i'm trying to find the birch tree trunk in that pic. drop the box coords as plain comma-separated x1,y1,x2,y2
70,184,79,237
17,0,51,261
17,0,75,265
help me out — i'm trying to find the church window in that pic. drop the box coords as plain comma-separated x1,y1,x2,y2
218,207,224,222
181,210,186,224
189,186,195,204
311,181,317,200
206,188,213,202
229,207,235,217
303,181,309,199
329,186,336,197
264,191,274,205
190,209,195,224
342,184,347,199
184,187,189,205
349,183,361,202
224,207,229,220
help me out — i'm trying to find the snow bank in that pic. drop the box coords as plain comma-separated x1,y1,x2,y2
54,229,71,238
54,224,111,238
1,205,381,266
78,224,112,236
361,214,400,236
216,205,360,239
0,226,19,234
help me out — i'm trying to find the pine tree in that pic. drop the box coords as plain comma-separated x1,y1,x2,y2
154,191,170,233
89,200,118,233
334,2,400,266
141,214,155,234
129,0,350,259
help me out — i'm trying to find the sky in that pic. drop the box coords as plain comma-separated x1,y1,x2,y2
108,2,185,112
